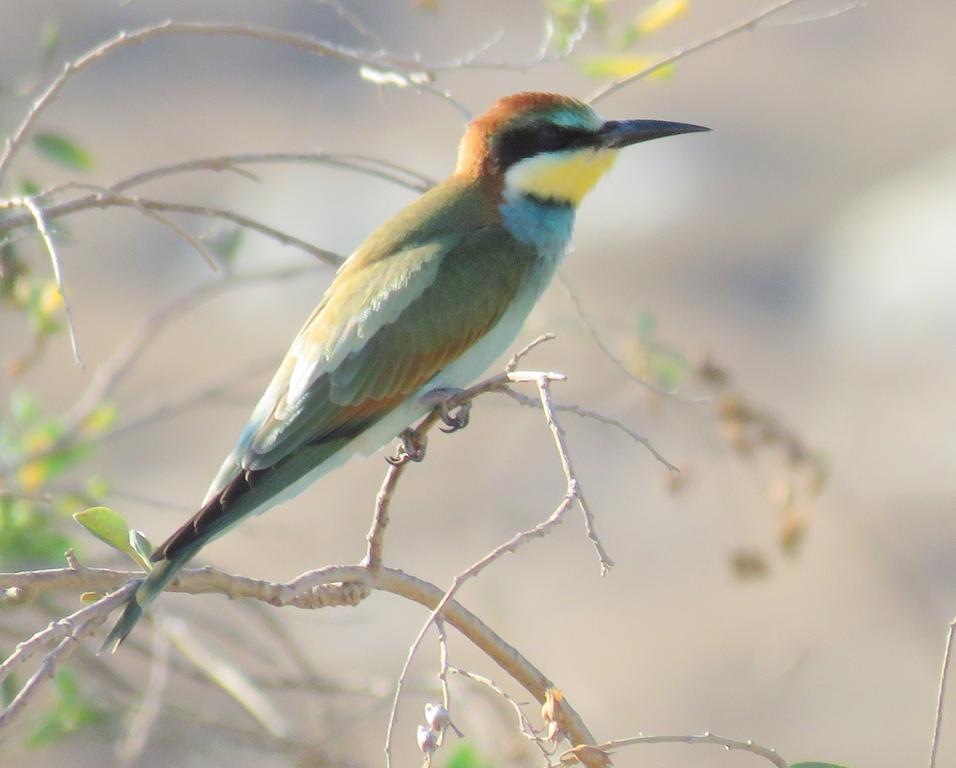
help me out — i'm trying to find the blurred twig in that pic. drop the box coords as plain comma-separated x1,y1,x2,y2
17,196,83,367
116,620,170,765
589,0,810,104
930,616,956,768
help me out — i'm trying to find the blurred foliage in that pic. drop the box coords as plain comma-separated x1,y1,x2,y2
544,0,689,78
32,132,93,172
625,314,828,576
25,668,107,748
0,388,115,573
444,742,494,768
791,763,851,768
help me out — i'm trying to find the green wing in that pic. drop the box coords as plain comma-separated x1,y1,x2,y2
155,183,536,561
242,220,536,469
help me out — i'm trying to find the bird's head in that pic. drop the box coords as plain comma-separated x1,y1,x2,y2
457,92,708,207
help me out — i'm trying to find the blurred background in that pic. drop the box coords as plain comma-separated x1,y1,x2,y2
2,1,955,766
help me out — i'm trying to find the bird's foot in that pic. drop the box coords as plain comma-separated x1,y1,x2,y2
439,400,471,433
421,387,471,434
386,428,428,466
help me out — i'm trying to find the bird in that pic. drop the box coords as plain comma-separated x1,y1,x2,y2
102,92,707,651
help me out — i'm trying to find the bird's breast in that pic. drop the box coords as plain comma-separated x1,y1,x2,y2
498,191,576,265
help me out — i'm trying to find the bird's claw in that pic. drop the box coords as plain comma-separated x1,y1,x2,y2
439,400,471,433
421,387,472,435
386,428,427,466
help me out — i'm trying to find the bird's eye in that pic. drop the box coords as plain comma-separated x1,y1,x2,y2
537,125,566,151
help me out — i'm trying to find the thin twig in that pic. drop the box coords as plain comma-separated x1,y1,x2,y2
427,4,588,72
0,583,136,732
557,271,686,400
563,731,789,768
759,0,867,27
19,196,83,367
0,19,449,184
163,615,290,739
588,0,810,104
930,617,956,768
449,666,552,755
307,0,384,46
499,388,678,472
0,265,318,476
116,619,171,765
384,371,599,767
65,182,219,270
51,151,434,198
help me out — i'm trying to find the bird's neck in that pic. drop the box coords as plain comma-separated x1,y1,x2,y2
498,189,576,266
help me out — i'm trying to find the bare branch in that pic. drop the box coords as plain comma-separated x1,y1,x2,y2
930,616,956,768
112,151,436,194
64,182,219,270
364,460,405,571
0,583,136,733
0,19,449,185
0,563,596,748
385,371,600,767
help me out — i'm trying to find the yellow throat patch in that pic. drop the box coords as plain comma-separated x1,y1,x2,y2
504,148,618,206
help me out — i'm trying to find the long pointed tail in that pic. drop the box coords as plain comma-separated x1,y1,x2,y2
100,549,195,653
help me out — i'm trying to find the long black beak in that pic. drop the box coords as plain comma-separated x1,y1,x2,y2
598,119,710,149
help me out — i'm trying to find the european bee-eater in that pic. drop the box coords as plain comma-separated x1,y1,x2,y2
104,92,707,651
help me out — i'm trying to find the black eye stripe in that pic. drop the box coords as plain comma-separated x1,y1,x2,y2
494,124,597,169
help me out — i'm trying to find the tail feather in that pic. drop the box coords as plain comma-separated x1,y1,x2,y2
100,551,194,653
102,440,350,652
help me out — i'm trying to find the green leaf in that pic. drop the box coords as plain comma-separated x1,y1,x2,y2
444,743,493,768
83,475,110,499
10,390,40,424
33,132,93,172
39,19,60,66
128,529,154,571
0,496,76,568
634,0,689,36
206,226,244,266
19,178,40,196
1,668,18,707
792,764,851,768
26,667,106,747
579,54,677,80
72,506,131,555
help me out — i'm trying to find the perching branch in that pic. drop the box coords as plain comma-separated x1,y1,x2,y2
384,368,605,768
0,562,596,747
2,342,659,751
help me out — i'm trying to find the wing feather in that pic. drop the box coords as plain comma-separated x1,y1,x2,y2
232,223,535,476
